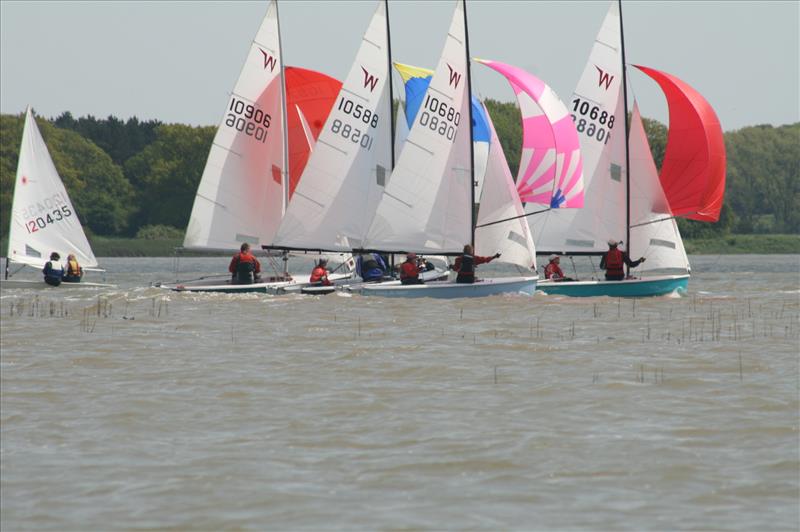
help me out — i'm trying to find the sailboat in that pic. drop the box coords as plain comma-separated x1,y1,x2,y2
2,107,112,289
359,0,537,298
532,1,725,297
160,1,352,293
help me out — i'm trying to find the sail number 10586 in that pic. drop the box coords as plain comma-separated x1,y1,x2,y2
571,98,615,144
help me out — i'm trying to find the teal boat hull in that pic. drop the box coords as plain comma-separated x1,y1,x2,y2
537,274,689,298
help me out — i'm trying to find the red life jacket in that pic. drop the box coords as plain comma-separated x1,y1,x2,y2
400,261,419,280
310,266,329,283
605,248,624,276
544,262,563,280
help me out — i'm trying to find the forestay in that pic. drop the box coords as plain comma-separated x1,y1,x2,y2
475,103,537,271
530,1,627,254
7,107,97,269
184,0,285,251
272,1,391,251
364,1,472,254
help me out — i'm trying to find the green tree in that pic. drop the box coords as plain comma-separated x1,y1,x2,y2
124,123,214,230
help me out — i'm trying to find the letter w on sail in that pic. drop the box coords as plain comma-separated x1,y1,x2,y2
361,67,379,92
260,49,278,72
447,64,461,88
595,66,614,90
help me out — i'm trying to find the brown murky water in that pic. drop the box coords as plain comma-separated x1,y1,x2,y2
1,255,798,530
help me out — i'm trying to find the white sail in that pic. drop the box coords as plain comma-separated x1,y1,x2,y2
628,104,690,272
394,102,409,158
183,0,285,251
530,1,626,253
7,107,98,269
475,103,536,271
272,1,391,251
364,1,471,253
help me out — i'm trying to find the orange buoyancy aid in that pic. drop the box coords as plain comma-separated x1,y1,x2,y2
66,259,81,277
310,266,328,283
605,248,624,276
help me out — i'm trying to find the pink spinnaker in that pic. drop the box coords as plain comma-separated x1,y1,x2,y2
477,59,584,208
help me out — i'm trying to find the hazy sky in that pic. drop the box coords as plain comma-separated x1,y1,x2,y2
1,1,797,131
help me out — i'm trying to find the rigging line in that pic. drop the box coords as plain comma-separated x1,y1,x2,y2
475,207,551,229
630,212,697,228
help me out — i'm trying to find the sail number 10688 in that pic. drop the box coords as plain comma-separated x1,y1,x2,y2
571,98,615,144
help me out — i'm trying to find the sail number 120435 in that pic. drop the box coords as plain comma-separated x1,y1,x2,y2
25,205,73,233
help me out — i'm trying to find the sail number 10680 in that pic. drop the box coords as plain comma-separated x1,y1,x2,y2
420,94,461,141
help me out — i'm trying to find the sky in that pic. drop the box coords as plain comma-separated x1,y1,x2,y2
1,1,797,132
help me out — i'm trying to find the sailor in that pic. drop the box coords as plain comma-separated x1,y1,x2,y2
42,252,64,287
600,239,646,281
544,254,573,282
310,258,332,286
400,252,424,285
229,243,261,285
452,244,500,284
62,253,83,283
356,252,388,282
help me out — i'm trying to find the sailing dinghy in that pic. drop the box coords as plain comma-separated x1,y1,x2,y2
533,1,725,297
359,0,537,298
2,107,113,289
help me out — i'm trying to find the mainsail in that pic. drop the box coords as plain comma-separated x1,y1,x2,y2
7,107,98,269
183,0,286,251
272,1,392,251
364,1,472,253
475,103,537,271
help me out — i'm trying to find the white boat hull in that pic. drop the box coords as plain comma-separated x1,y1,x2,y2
0,279,115,290
158,272,354,294
359,276,538,299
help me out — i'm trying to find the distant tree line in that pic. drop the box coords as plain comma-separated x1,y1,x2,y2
0,106,797,240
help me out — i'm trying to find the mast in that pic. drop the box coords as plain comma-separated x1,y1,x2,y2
385,0,395,170
463,0,476,248
275,0,290,216
275,0,291,275
618,0,632,270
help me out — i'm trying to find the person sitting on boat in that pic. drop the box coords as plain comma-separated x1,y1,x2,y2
42,252,63,287
544,254,574,282
310,258,333,286
400,252,424,285
62,253,83,283
356,253,388,282
452,244,500,284
600,240,646,281
229,243,261,285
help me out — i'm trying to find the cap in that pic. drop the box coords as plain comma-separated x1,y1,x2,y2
607,239,618,246
548,254,559,261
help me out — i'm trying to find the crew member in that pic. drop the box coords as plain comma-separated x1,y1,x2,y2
310,258,332,286
62,253,83,283
42,252,63,287
229,243,261,284
453,244,500,284
400,252,424,285
599,239,645,281
544,254,573,282
356,253,388,282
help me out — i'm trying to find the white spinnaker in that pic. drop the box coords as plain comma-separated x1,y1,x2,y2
364,1,471,253
7,107,97,269
183,0,285,251
530,1,626,253
475,104,536,271
273,2,391,251
628,104,689,272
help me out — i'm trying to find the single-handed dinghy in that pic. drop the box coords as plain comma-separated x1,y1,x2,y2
2,107,113,289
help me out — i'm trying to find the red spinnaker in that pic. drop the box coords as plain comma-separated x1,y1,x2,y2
634,65,726,222
285,67,342,199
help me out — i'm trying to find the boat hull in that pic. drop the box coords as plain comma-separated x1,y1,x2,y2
0,279,115,289
537,274,689,297
360,276,538,299
159,272,354,294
